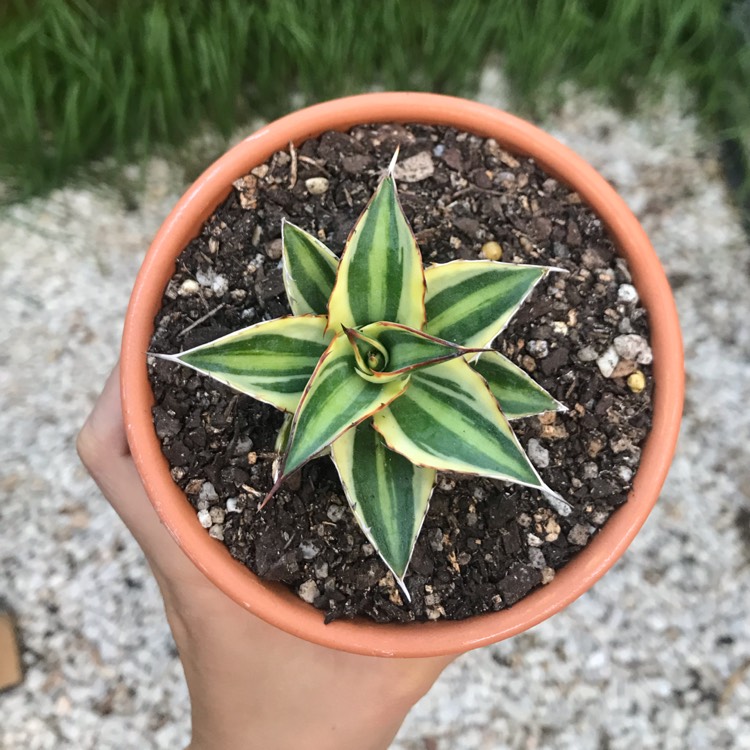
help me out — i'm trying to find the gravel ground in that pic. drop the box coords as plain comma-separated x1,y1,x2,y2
2,73,750,749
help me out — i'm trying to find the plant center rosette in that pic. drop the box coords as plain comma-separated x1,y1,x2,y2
154,152,570,600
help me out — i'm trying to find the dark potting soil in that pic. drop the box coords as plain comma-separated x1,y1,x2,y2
148,124,653,623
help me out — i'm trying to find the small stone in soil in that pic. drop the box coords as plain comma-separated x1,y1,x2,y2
481,241,503,260
568,524,591,546
298,580,320,604
428,528,444,552
199,482,218,503
209,524,224,541
596,346,619,378
305,177,329,195
527,340,549,358
299,540,321,560
266,239,282,260
528,547,546,569
618,284,639,303
614,334,653,365
541,567,555,584
178,279,200,296
628,370,646,393
393,152,434,182
618,466,634,482
577,345,599,362
326,504,346,522
527,439,550,469
582,462,599,480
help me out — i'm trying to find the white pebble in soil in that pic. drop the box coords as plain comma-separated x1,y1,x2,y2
199,481,218,503
299,540,321,560
392,151,435,182
528,548,546,569
298,580,320,604
178,278,200,296
596,345,620,378
226,497,241,513
527,438,550,469
614,333,653,364
567,524,591,546
617,283,639,303
577,345,599,362
326,503,346,522
305,177,329,195
527,340,549,358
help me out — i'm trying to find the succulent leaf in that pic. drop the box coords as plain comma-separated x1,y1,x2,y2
281,332,410,477
356,321,470,379
326,172,426,332
282,220,339,316
330,420,435,598
472,351,566,419
372,358,547,490
424,260,550,350
157,315,331,413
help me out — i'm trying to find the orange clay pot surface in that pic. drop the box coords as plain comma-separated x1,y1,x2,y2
121,93,684,658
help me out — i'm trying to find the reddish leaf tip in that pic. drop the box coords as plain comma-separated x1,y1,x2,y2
259,474,285,510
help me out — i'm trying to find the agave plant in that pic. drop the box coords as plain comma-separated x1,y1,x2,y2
156,153,567,599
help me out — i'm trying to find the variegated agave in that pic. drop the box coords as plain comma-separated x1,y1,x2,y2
156,153,567,599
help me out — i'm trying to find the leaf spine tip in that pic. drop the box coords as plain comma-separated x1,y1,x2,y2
388,147,400,175
394,574,412,603
259,473,285,510
149,351,178,362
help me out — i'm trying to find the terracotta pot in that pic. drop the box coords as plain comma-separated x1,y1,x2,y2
121,92,684,658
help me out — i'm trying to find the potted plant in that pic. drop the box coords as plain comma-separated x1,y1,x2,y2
121,92,684,657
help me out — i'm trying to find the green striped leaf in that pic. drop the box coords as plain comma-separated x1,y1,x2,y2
274,413,294,453
372,358,548,490
472,351,566,419
156,315,331,413
281,332,410,476
354,321,470,380
282,220,339,316
327,170,426,332
424,260,551,349
331,420,435,597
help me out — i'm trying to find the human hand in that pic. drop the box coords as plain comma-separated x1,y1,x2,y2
77,364,454,750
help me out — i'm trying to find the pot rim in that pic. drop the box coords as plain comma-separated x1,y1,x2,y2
121,92,684,657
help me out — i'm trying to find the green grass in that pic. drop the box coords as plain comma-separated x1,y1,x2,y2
1,0,748,203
